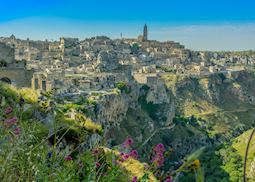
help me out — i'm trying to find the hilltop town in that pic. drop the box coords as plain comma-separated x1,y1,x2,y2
1,25,255,181
0,25,254,93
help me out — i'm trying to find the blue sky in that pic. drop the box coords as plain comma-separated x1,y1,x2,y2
0,0,255,51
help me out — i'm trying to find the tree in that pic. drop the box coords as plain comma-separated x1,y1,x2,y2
0,59,7,67
130,43,139,54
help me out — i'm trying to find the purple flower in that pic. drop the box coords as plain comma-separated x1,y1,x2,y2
119,152,130,162
95,162,101,168
151,150,165,167
120,152,125,156
4,107,13,115
13,127,21,136
5,117,17,125
131,176,138,182
122,153,129,160
64,155,72,161
164,177,172,182
154,143,165,154
157,152,164,158
92,148,100,156
129,150,139,159
123,137,134,148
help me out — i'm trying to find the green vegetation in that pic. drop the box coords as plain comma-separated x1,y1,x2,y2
140,84,150,92
0,59,7,67
138,94,160,120
180,144,244,182
63,103,85,112
116,81,131,94
179,129,255,182
218,72,226,81
0,83,162,182
156,65,176,73
130,43,139,54
232,129,255,180
173,115,199,126
2,68,255,181
160,72,255,181
0,82,38,104
86,98,98,106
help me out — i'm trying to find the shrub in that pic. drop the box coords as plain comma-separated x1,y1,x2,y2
116,82,131,94
130,43,139,54
0,59,7,67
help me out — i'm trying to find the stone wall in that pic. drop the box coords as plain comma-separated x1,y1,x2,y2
133,73,158,86
0,43,15,64
0,68,33,88
133,73,147,84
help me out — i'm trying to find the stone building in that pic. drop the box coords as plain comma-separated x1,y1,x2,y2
0,42,33,87
132,73,158,86
60,37,80,58
31,71,64,92
0,68,33,87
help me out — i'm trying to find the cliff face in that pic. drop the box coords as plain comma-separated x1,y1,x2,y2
84,81,175,149
173,71,255,137
88,70,255,166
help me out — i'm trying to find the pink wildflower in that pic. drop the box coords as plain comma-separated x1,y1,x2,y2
129,150,139,159
95,162,101,168
64,155,72,161
120,152,125,156
5,117,17,125
151,152,165,167
118,152,130,162
13,127,21,136
4,106,13,115
164,177,172,182
154,143,165,154
92,148,100,156
123,137,134,148
122,153,129,160
131,176,138,182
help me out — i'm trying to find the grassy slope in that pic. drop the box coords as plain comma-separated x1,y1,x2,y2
232,129,255,180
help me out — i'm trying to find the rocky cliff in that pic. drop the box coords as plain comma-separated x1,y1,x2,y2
86,70,255,170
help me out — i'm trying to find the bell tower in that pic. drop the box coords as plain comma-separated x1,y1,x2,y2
143,24,148,41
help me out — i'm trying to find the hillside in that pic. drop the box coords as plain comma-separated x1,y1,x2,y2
0,83,159,181
1,70,255,181
162,71,255,138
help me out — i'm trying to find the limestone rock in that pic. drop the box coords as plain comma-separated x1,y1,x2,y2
146,82,170,104
95,50,120,72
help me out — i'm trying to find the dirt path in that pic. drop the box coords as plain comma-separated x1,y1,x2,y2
196,107,255,116
138,124,175,149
